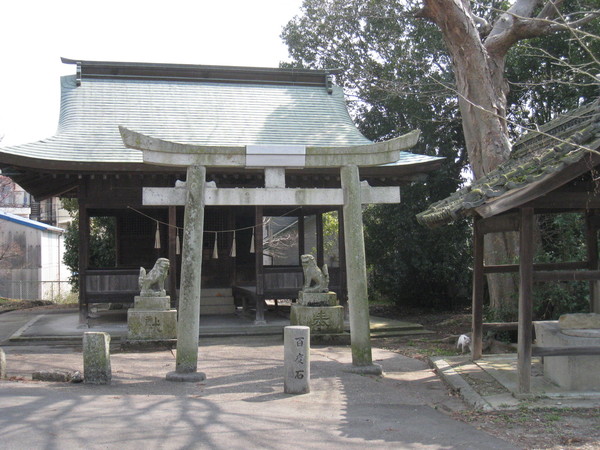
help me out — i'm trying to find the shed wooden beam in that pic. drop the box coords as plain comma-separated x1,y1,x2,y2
533,269,600,282
484,261,589,274
528,191,600,210
475,154,600,218
477,213,519,234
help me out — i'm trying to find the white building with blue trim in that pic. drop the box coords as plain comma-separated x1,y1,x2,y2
0,211,70,300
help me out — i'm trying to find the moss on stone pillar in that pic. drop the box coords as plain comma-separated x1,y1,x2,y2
340,164,373,367
174,165,206,375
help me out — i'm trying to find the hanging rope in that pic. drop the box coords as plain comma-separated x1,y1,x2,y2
230,230,237,257
154,221,161,249
126,205,302,256
126,205,301,234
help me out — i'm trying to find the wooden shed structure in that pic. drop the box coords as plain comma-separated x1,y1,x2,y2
0,58,443,324
418,100,600,393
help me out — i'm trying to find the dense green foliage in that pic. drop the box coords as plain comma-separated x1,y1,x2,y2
533,214,590,320
62,200,116,290
283,0,600,311
282,0,472,307
505,3,600,131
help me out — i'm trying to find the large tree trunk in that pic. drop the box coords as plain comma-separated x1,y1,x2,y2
420,0,518,314
419,0,511,178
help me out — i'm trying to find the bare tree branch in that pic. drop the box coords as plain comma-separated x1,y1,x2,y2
549,11,600,32
487,0,542,39
537,0,565,21
485,9,600,57
472,14,492,37
424,72,600,157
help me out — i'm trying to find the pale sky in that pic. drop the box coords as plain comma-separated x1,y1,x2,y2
0,0,304,146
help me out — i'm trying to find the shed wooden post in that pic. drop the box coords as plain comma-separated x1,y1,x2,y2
471,218,484,360
78,189,90,325
316,212,324,268
585,212,600,313
338,207,347,304
298,213,305,261
168,206,178,308
254,206,266,324
518,207,534,394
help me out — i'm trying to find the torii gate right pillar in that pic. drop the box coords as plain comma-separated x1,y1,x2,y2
340,165,382,374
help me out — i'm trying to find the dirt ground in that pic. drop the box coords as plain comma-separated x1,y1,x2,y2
370,305,600,450
2,299,599,449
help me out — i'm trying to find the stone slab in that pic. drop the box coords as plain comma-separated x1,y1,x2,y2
290,304,344,334
535,321,600,391
562,329,600,338
559,313,600,330
297,291,338,306
83,332,111,385
32,369,82,383
134,296,171,311
166,371,206,382
127,310,177,340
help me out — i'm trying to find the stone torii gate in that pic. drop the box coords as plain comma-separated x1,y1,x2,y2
120,126,420,381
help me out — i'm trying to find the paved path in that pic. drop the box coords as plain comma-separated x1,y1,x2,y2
0,332,517,449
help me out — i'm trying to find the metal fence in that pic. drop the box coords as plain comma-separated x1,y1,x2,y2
0,280,74,302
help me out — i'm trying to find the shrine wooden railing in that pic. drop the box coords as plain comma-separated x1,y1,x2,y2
84,269,140,304
262,265,341,300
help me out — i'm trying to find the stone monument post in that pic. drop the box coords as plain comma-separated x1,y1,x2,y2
341,164,381,374
167,165,207,382
284,326,310,394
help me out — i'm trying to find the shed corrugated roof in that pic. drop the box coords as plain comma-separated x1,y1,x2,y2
417,100,600,227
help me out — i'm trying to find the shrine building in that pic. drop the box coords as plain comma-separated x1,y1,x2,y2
0,58,443,324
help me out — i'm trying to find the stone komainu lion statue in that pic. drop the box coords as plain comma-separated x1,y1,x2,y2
301,254,329,293
139,257,170,297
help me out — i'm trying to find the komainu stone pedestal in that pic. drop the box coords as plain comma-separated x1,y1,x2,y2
123,296,177,350
535,319,600,391
291,292,347,344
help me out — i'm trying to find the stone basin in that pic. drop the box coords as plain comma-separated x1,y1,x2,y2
534,320,600,391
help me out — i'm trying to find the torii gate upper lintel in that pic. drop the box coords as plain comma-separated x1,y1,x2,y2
119,126,420,379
